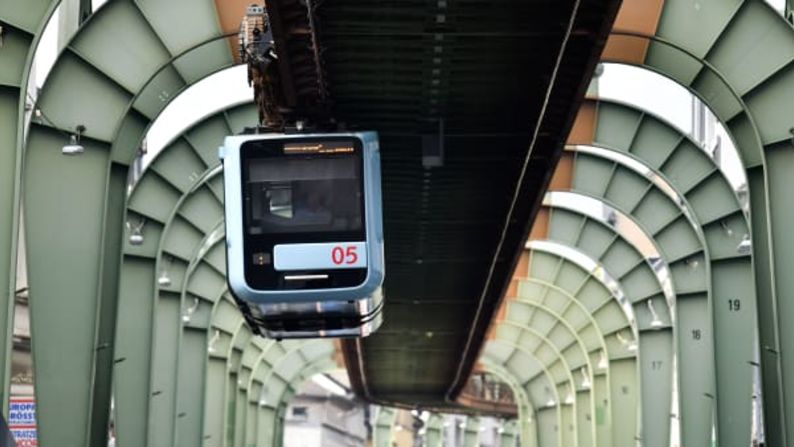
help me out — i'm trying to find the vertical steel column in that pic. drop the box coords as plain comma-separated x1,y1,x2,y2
424,413,444,447
0,0,53,417
373,407,396,447
88,164,126,447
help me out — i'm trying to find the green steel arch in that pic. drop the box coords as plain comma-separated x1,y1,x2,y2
117,99,345,447
537,85,756,445
516,246,637,447
424,412,446,447
495,321,584,446
372,406,397,447
118,112,251,445
374,405,521,447
478,359,536,447
538,195,677,447
605,1,794,441
508,279,615,446
580,96,756,445
556,145,720,445
485,337,568,447
0,0,54,414
483,242,639,447
204,304,252,447
6,1,247,441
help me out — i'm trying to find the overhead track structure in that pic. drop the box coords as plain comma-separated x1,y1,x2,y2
0,4,623,442
324,0,623,408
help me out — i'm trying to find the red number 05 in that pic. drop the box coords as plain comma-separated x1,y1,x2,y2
331,246,358,265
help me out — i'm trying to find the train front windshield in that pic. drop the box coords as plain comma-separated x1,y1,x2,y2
246,156,363,235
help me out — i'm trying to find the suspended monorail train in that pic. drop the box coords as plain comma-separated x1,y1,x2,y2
221,131,385,339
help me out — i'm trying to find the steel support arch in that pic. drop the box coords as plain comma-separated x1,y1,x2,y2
576,96,757,445
539,196,676,446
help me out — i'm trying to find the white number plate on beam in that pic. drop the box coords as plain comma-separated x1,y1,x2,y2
274,242,367,271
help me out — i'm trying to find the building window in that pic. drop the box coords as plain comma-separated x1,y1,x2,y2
292,406,308,420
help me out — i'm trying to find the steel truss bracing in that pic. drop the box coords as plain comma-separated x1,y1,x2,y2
1,0,794,446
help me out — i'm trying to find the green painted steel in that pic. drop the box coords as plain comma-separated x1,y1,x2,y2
495,320,581,447
586,97,757,447
565,147,714,446
14,1,238,443
116,97,347,447
542,198,673,447
603,1,794,441
513,279,614,447
0,0,53,416
499,304,596,446
264,351,336,445
424,413,445,447
116,103,252,446
483,338,564,447
462,415,480,447
506,245,637,447
500,419,520,447
373,407,397,447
